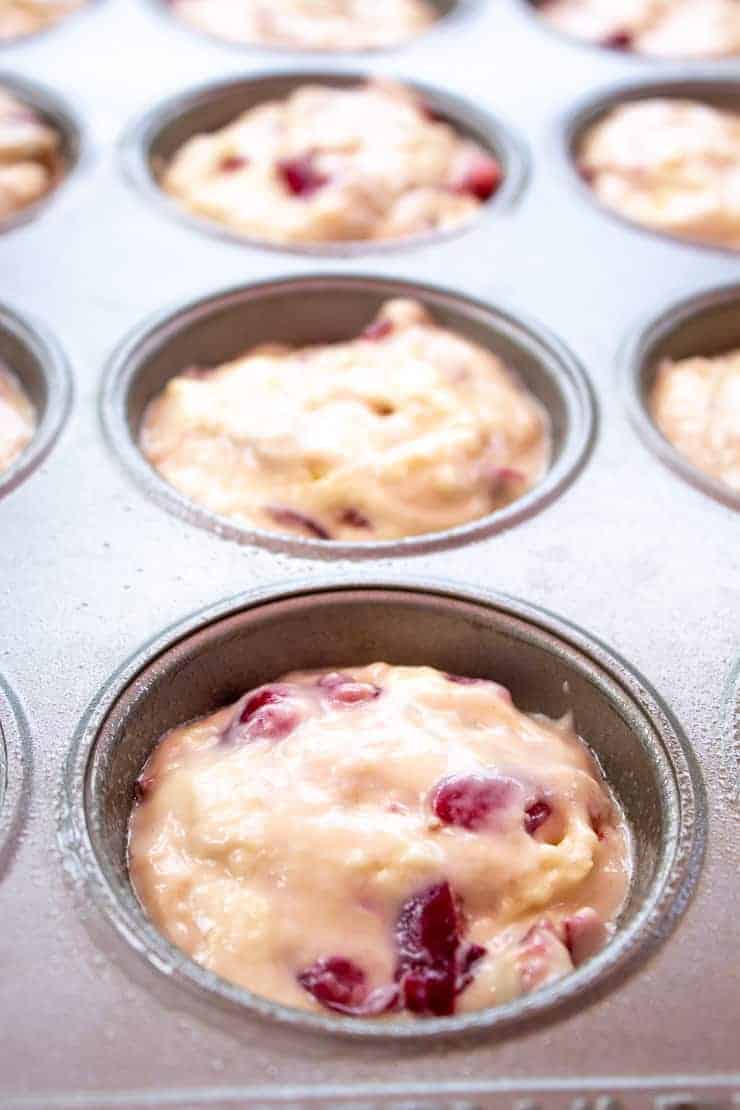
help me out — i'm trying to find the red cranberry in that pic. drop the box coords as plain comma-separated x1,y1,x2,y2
563,909,607,966
362,318,394,341
601,28,634,50
220,154,249,173
297,956,398,1016
455,155,503,201
395,881,460,1016
237,685,299,742
266,506,331,540
432,774,518,831
317,672,381,706
277,154,328,198
524,799,552,836
339,507,372,529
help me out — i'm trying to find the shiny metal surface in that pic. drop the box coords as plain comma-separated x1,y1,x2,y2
0,0,738,1104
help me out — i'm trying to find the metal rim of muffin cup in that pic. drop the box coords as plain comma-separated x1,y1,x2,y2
721,655,740,811
622,282,740,512
0,71,86,235
518,0,740,66
0,674,31,881
100,273,595,557
62,577,706,1039
0,300,73,501
561,76,740,260
118,70,529,259
148,0,469,56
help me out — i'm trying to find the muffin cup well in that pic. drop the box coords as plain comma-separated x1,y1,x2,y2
151,0,465,56
0,72,84,233
100,273,595,556
63,577,705,1039
562,77,740,256
0,674,30,880
0,302,72,499
118,70,528,256
622,283,740,510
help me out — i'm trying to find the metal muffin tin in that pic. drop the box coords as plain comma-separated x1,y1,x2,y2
120,69,527,256
65,579,704,1040
101,274,593,554
1,0,738,1103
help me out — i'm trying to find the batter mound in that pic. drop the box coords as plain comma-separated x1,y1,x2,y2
140,298,550,542
0,89,62,221
651,348,740,492
129,663,631,1018
0,0,84,40
168,0,437,50
539,0,740,58
161,80,503,245
0,365,35,474
578,99,740,252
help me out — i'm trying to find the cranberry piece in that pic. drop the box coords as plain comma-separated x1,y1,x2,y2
317,671,381,706
237,685,299,742
297,956,399,1016
455,155,503,201
601,28,634,50
432,774,518,831
220,154,249,173
524,799,552,836
362,318,394,341
266,506,331,540
339,507,372,529
277,154,328,198
563,909,607,966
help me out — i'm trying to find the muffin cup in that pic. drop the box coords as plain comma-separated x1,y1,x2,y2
0,301,72,500
151,0,467,56
63,577,705,1039
118,69,528,256
562,77,740,256
0,72,84,233
100,273,595,556
622,283,740,510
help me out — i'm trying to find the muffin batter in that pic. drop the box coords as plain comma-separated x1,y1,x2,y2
161,80,503,245
168,0,437,50
651,348,740,492
129,663,631,1018
0,89,62,221
0,365,35,474
539,0,740,58
140,299,550,542
578,99,740,251
0,0,84,40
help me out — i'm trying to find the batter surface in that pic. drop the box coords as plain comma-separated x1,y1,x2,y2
651,348,740,492
578,99,740,252
161,80,503,245
0,88,62,221
0,365,35,474
129,663,631,1018
140,299,550,542
539,0,740,58
168,0,437,50
0,0,84,40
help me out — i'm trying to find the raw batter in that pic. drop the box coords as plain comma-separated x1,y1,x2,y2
0,0,84,40
129,663,631,1018
161,79,503,245
578,98,740,251
168,0,437,50
140,298,550,542
0,88,62,220
0,365,35,474
651,348,740,492
539,0,740,58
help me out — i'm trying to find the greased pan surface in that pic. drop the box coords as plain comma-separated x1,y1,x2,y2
0,0,738,1105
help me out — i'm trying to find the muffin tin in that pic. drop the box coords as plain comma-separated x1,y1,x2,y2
1,0,738,1104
